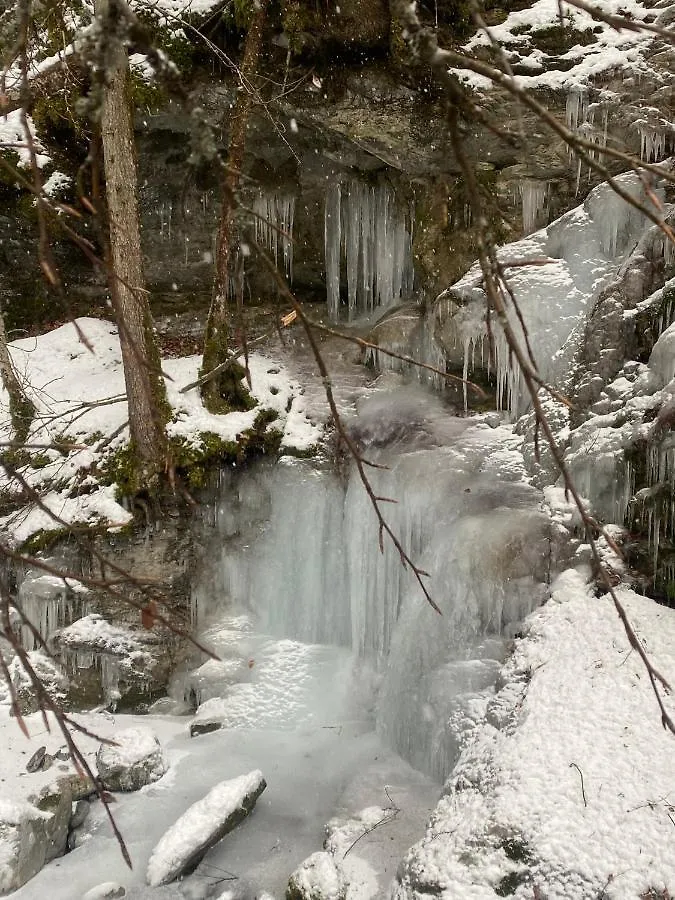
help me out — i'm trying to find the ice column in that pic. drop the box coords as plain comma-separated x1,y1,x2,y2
253,191,296,280
565,87,588,134
519,180,548,234
325,182,342,319
324,180,414,320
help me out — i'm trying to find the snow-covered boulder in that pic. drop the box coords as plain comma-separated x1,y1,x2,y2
0,799,50,895
286,851,347,900
81,884,126,900
96,727,167,792
146,769,266,886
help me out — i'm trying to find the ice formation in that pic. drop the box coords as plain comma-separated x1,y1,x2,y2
519,179,548,234
193,392,549,780
639,124,670,163
565,87,588,135
439,171,664,418
324,180,414,320
252,190,295,280
18,574,87,651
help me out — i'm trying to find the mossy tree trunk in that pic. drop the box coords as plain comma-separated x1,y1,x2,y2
96,0,169,488
201,0,270,414
0,304,34,443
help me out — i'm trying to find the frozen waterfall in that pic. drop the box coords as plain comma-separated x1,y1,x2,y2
191,384,550,780
324,180,414,320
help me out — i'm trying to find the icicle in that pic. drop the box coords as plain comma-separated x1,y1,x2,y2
18,576,86,651
565,87,588,135
325,183,342,319
325,179,414,321
519,180,548,234
638,125,668,163
253,190,296,280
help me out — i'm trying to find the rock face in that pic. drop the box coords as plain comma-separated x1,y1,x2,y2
286,851,347,900
146,769,267,887
95,727,167,792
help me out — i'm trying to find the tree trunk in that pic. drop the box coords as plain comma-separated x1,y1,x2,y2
201,0,270,413
0,307,34,444
97,0,168,486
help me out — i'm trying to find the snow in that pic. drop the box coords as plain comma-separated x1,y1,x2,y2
146,770,265,886
394,568,675,899
98,726,165,771
58,614,143,655
0,317,321,546
454,0,660,91
287,851,345,900
0,110,50,168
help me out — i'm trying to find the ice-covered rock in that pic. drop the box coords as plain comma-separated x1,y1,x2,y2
32,780,73,862
146,770,266,886
96,727,167,792
286,851,346,900
0,799,50,895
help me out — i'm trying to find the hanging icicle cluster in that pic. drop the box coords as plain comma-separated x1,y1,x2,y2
324,180,414,320
252,191,296,281
519,179,549,234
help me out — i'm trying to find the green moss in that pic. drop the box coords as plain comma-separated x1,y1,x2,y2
21,527,70,555
281,442,318,459
200,357,257,415
101,443,143,499
280,0,322,54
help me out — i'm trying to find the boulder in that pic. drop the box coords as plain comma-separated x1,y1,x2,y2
81,884,126,900
146,770,266,886
96,727,167,792
33,780,72,862
0,799,50,895
286,852,347,900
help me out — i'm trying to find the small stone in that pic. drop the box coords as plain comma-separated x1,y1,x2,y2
26,746,47,773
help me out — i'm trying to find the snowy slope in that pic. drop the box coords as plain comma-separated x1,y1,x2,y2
0,318,321,545
394,568,675,900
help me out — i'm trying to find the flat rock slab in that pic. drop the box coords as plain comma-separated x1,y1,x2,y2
146,769,266,887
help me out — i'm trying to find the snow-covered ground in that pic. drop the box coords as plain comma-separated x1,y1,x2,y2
0,317,321,546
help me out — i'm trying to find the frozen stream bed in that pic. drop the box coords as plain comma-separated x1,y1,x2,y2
6,631,438,900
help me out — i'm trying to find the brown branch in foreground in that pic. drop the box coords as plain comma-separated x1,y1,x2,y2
251,239,440,615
